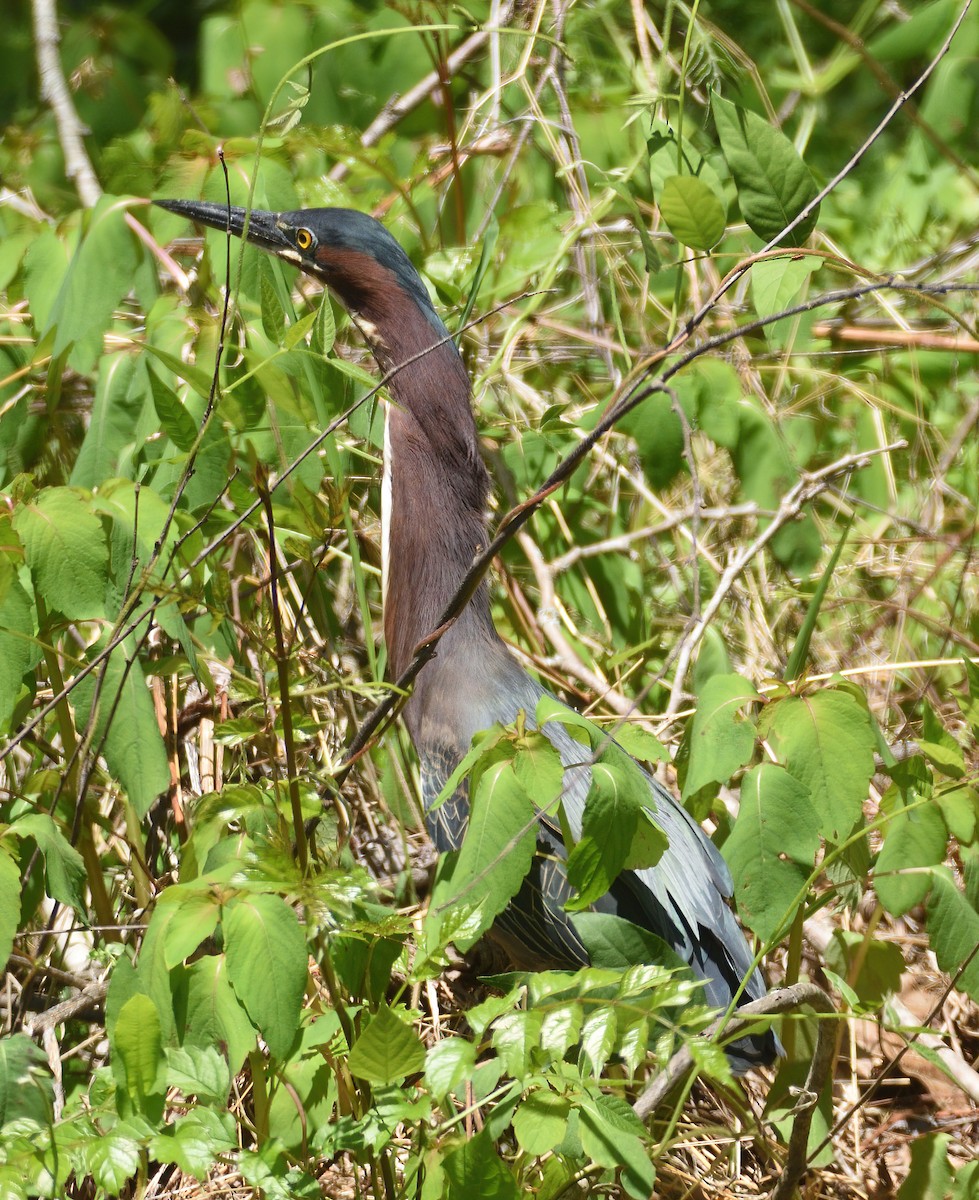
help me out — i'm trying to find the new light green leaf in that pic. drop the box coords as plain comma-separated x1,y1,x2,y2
347,1004,426,1084
223,894,306,1060
713,96,820,244
680,673,759,801
724,764,819,942
425,1037,476,1101
579,1095,655,1199
0,1033,52,1128
14,487,108,620
767,690,876,842
659,174,726,250
179,955,257,1076
443,1129,520,1200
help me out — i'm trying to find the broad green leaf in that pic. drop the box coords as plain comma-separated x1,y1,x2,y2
347,1004,426,1085
579,1095,655,1199
512,1088,571,1155
767,690,876,842
578,1008,616,1075
430,759,537,950
825,930,904,1006
0,1034,52,1128
425,1037,476,1101
573,911,685,974
71,353,151,487
260,262,286,344
0,576,38,731
732,402,821,573
567,756,652,909
165,1045,232,1102
223,894,306,1060
724,764,819,942
9,813,86,911
896,1132,952,1200
150,1108,237,1178
443,1129,519,1200
113,993,165,1110
540,1002,583,1059
490,1010,542,1077
81,1131,141,1194
149,368,199,452
0,852,18,974
310,293,336,358
923,867,979,1001
14,487,108,620
680,673,758,802
161,891,221,967
659,174,726,250
876,791,948,916
177,955,256,1076
511,730,565,808
713,96,820,244
73,634,170,818
620,392,685,489
750,254,820,319
45,196,141,369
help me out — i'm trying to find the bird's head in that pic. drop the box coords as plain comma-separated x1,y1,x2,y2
154,199,444,339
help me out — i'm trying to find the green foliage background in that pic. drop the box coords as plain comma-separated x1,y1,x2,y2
0,0,978,1196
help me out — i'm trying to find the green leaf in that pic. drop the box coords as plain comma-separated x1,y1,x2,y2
713,96,820,244
310,293,336,358
876,789,948,916
567,756,653,909
620,392,685,489
750,254,820,320
81,1130,142,1194
14,487,108,620
724,764,819,942
767,690,876,842
164,1045,232,1102
540,1003,583,1059
73,634,170,818
0,1033,52,1128
9,813,86,911
430,759,537,951
579,1095,655,1199
177,954,257,1076
443,1129,519,1200
425,1037,476,1101
0,852,18,976
512,1088,571,1155
0,574,37,732
260,263,286,344
45,196,141,369
160,891,221,967
223,894,306,1060
680,673,758,802
347,1004,426,1085
71,354,152,488
150,1108,237,1179
658,174,726,250
149,368,199,452
923,867,979,1002
573,911,685,974
490,1010,542,1077
896,1132,952,1200
578,1008,616,1075
113,993,165,1111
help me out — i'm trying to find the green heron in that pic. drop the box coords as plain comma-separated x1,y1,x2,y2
156,199,778,1070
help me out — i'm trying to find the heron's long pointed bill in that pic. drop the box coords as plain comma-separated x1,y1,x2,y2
154,199,288,256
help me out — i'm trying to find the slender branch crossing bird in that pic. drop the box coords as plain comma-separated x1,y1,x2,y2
156,199,779,1071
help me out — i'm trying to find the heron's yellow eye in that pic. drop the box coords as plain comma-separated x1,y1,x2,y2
296,228,313,250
